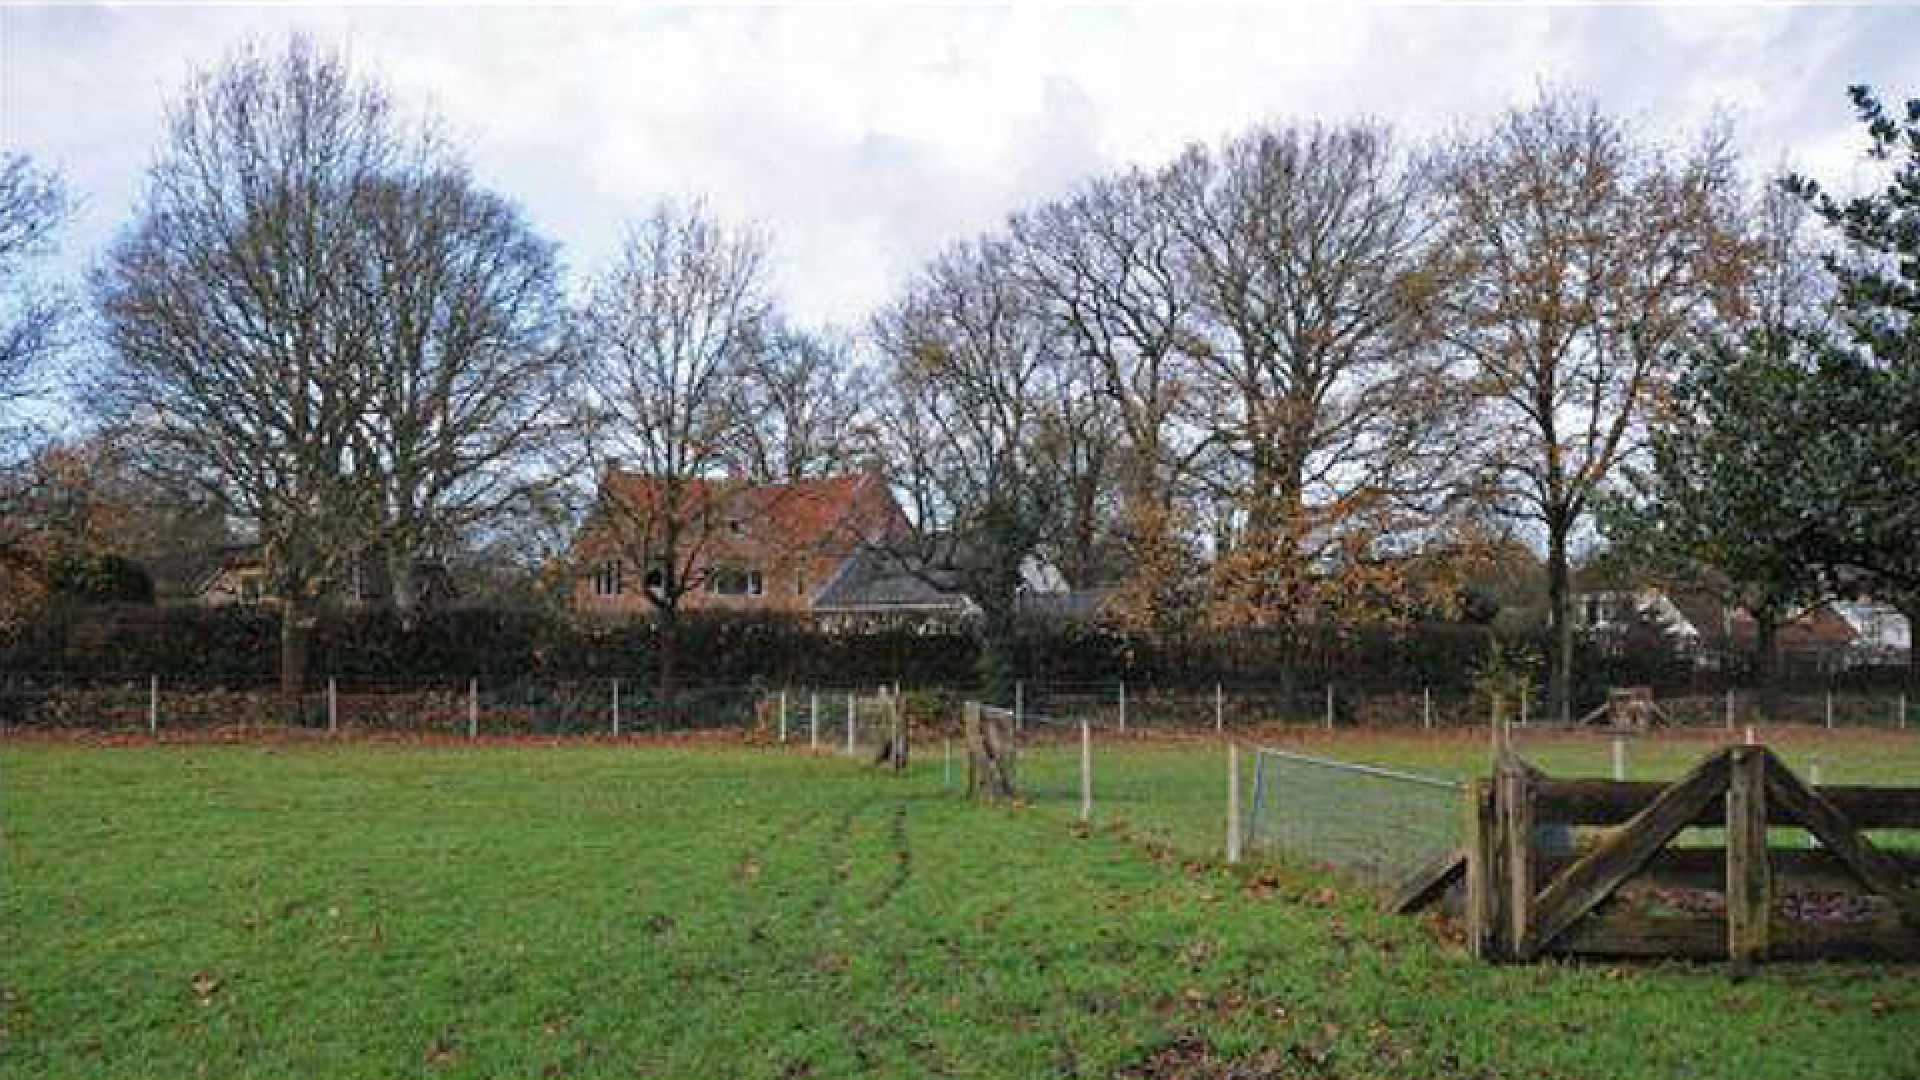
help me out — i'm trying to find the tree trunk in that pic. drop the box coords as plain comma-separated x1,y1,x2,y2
1546,517,1574,725
656,602,680,723
278,596,312,726
1753,608,1781,723
388,547,420,628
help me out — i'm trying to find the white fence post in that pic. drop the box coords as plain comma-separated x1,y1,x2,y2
1118,680,1127,734
148,675,158,735
612,678,621,737
1611,736,1626,782
1079,720,1093,823
468,678,478,738
1422,685,1433,731
810,693,820,749
846,693,856,756
328,676,338,735
1226,742,1242,864
1214,683,1224,733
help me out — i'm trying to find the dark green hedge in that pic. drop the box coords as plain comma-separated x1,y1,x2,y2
0,603,1729,700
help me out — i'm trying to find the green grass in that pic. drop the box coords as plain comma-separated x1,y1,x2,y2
4,737,1918,1079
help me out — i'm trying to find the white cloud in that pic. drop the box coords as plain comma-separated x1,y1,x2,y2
2,4,1914,326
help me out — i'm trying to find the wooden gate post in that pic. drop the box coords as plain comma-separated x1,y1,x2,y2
1726,744,1771,976
1496,756,1536,959
1465,778,1501,961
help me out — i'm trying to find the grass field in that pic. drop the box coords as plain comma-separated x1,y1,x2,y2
4,733,1919,1079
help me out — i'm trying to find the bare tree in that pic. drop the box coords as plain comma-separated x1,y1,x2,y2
728,322,872,484
355,165,572,619
871,237,1073,698
575,201,769,699
93,38,414,702
0,153,71,448
1437,94,1744,721
1009,166,1199,624
1165,123,1466,630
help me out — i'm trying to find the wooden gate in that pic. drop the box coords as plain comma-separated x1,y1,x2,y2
1462,744,1920,971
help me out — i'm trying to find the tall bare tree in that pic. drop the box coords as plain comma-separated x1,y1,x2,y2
0,153,71,447
1009,165,1199,625
0,153,74,581
1437,94,1744,721
94,38,417,701
727,322,871,485
576,201,769,698
1166,123,1465,630
356,165,572,618
871,237,1075,698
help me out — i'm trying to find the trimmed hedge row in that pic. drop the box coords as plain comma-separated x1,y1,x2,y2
0,603,1712,700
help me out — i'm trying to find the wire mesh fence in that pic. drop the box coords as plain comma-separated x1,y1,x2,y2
1242,746,1463,886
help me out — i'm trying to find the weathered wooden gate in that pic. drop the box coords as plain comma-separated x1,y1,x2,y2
1456,744,1920,971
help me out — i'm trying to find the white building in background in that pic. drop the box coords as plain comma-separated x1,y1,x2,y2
1831,600,1912,663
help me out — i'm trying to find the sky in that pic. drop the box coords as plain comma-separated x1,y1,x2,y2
3,2,1918,329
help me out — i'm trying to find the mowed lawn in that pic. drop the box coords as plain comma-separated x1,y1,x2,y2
4,739,1918,1079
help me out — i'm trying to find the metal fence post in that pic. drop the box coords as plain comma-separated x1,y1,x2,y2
612,678,621,737
328,676,338,734
148,675,158,735
1118,680,1127,734
468,678,478,738
1226,742,1242,864
1214,683,1224,733
1079,720,1092,823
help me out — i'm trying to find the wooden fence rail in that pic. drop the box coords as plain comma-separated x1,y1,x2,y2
1447,743,1920,972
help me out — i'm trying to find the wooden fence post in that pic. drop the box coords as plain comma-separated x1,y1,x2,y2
1465,779,1499,961
1611,737,1626,782
1118,680,1128,734
1496,758,1534,959
1825,692,1834,730
810,693,819,749
328,677,338,735
612,678,621,737
1014,680,1024,732
1726,744,1771,975
468,678,478,738
148,675,158,735
846,693,856,756
1324,684,1335,730
1423,686,1433,731
1214,683,1224,733
1079,720,1092,823
1226,742,1242,864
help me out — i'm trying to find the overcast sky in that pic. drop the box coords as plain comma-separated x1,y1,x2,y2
3,2,1917,327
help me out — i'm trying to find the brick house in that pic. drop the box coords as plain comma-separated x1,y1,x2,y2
571,469,969,618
